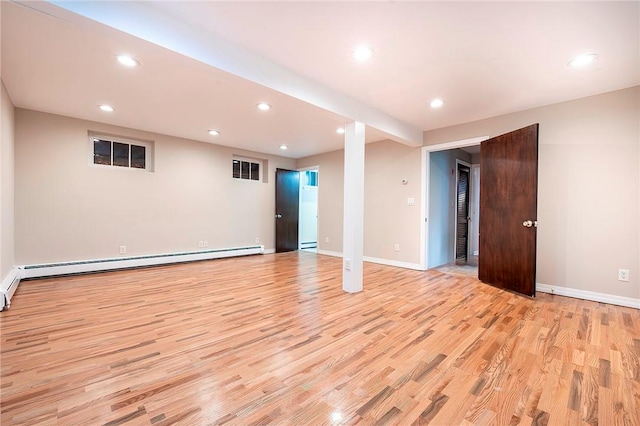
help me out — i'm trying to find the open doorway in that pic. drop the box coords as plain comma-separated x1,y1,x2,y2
299,167,318,252
422,126,539,296
424,142,481,277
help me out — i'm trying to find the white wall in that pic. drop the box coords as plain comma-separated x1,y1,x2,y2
1,80,16,278
14,109,296,264
298,139,423,265
424,86,640,300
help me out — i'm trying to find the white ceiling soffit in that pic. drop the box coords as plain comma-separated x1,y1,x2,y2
43,0,422,147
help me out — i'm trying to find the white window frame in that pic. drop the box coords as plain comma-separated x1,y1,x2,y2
232,156,263,182
88,134,153,172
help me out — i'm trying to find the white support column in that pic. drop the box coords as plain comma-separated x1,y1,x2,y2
342,121,365,293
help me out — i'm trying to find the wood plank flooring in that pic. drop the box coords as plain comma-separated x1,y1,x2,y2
1,252,639,425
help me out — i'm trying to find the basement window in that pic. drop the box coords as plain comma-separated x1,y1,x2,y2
90,135,152,171
233,157,261,181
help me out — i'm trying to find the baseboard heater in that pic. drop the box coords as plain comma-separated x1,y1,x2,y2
1,268,21,311
300,241,317,249
20,245,265,280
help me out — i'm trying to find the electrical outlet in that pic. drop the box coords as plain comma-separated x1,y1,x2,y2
618,269,629,282
203,241,209,248
198,240,204,248
255,237,260,244
325,237,329,244
394,243,400,252
407,197,415,206
344,259,352,271
119,245,127,254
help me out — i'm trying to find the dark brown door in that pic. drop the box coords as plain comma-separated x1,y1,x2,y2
275,168,300,253
479,124,539,297
456,164,470,264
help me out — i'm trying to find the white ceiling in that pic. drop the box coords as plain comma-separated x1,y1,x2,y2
154,1,640,131
2,1,638,159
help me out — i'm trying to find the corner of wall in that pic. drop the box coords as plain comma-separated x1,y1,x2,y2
1,79,16,280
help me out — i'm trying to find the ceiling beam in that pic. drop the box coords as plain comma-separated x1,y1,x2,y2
40,0,423,147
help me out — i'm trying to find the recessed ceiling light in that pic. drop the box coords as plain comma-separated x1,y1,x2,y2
568,53,597,68
279,145,288,150
257,102,271,111
99,104,114,112
430,99,444,108
352,45,374,62
116,54,139,67
208,129,220,136
336,128,345,134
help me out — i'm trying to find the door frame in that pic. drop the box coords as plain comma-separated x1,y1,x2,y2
453,159,472,264
420,136,489,270
468,164,481,261
275,168,301,253
297,165,319,250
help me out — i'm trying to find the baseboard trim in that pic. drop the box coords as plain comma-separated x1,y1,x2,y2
537,283,640,309
1,267,22,311
316,249,343,258
263,248,276,255
20,245,265,280
316,250,422,271
363,256,423,271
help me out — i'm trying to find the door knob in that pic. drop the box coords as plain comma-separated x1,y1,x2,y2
275,214,282,219
522,220,533,228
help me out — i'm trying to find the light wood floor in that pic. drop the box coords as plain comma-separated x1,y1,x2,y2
1,252,639,425
433,263,478,279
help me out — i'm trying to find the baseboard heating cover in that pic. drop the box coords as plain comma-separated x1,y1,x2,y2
19,245,265,280
1,267,21,311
